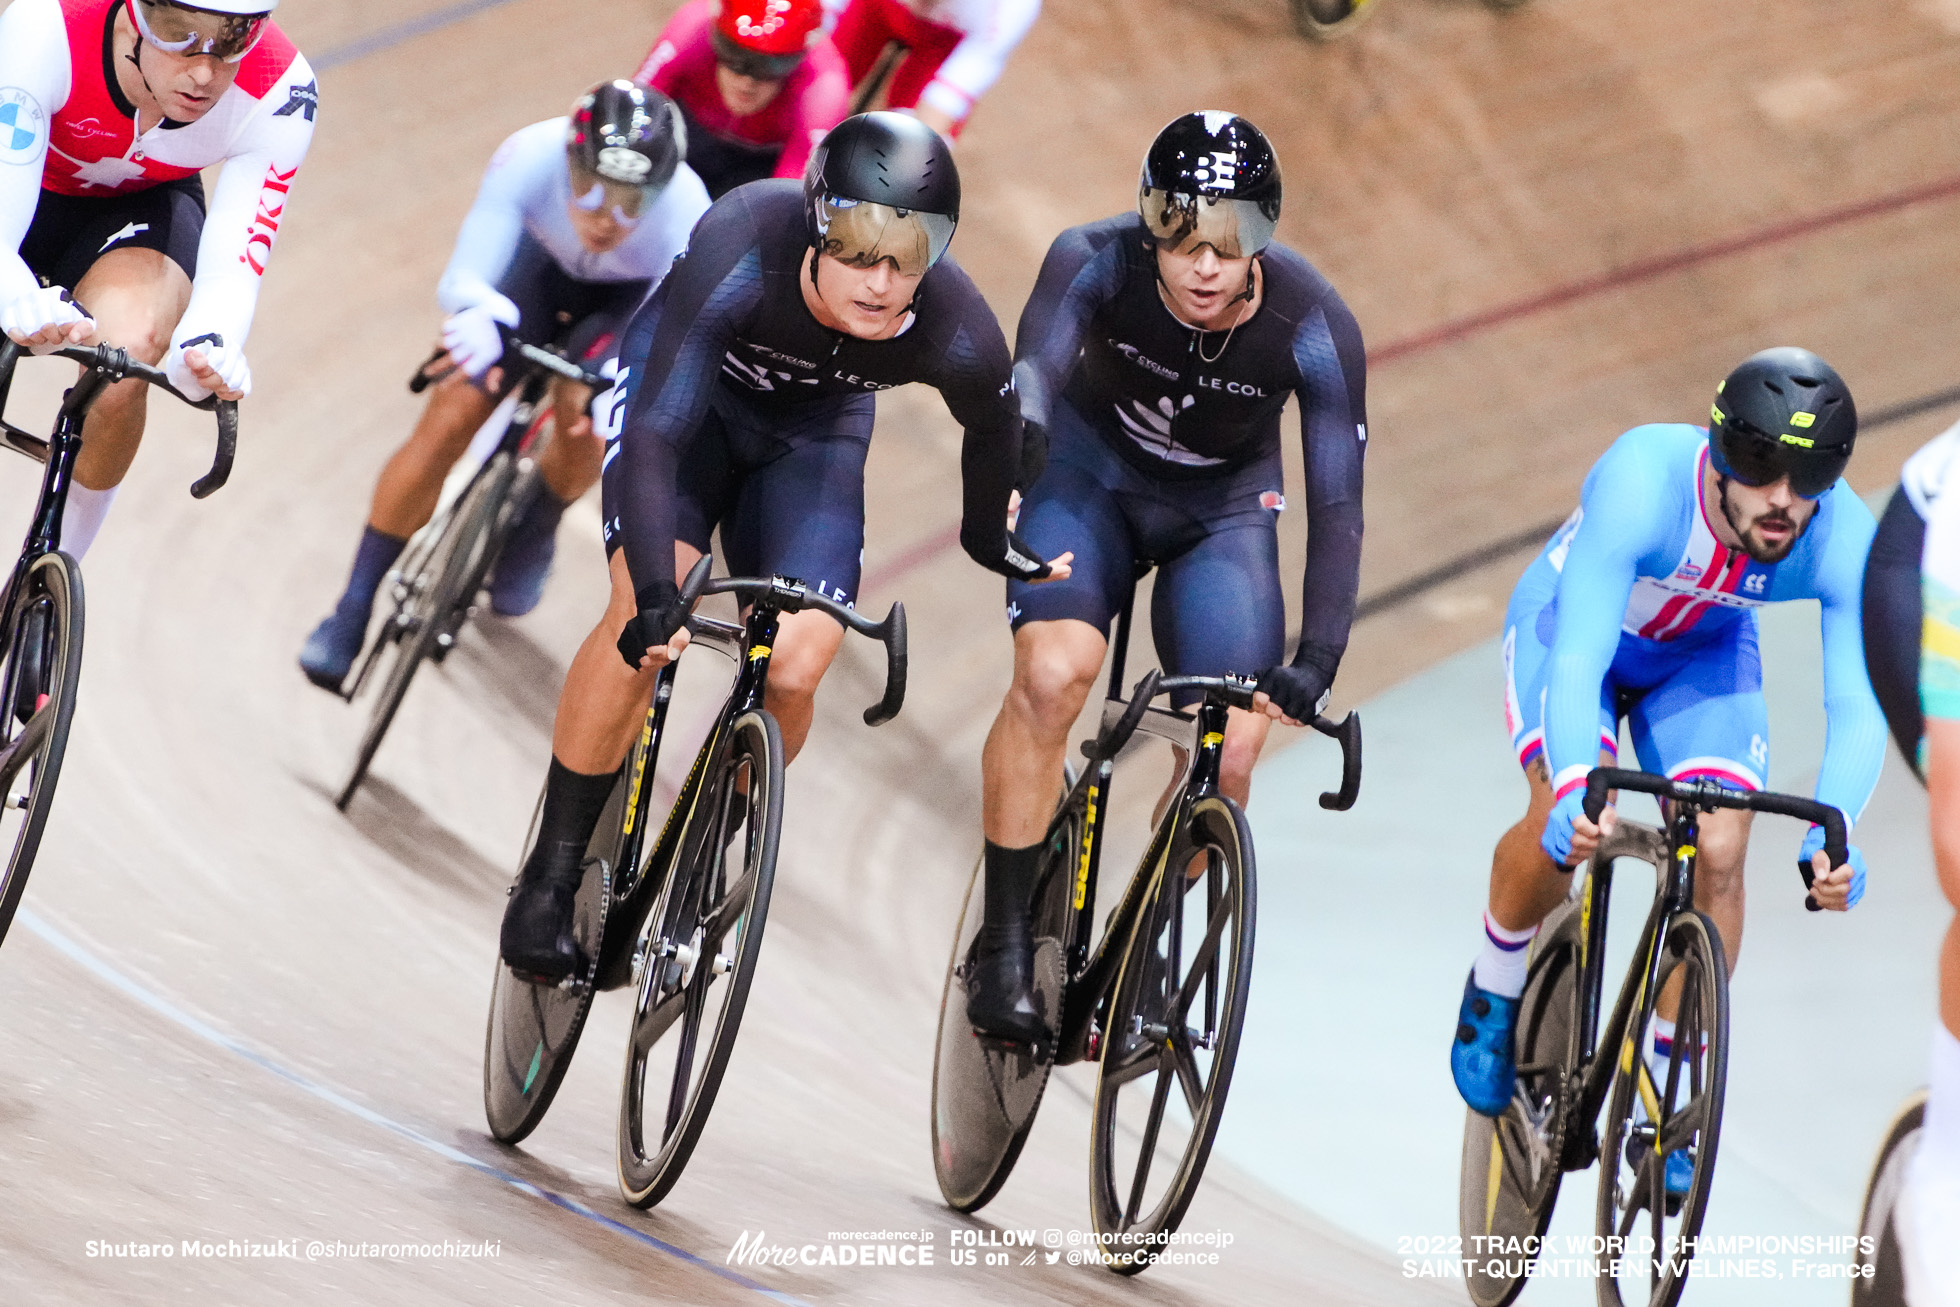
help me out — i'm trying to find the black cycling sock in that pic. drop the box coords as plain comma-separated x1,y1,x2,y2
336,525,407,619
980,839,1044,942
521,757,617,882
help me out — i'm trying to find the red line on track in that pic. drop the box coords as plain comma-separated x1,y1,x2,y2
863,171,1960,589
1369,171,1960,365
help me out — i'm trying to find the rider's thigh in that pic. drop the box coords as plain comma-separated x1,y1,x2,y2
1686,806,1753,899
72,248,192,364
767,607,847,701
1218,705,1272,802
1009,619,1106,724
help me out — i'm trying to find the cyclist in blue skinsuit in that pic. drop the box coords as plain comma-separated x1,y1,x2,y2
1450,348,1885,1191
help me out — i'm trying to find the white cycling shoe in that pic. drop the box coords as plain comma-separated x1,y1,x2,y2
1897,1150,1960,1307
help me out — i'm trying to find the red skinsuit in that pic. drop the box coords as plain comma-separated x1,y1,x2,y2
637,0,851,195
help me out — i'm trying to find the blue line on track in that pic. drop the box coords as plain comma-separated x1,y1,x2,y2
17,908,811,1307
313,0,530,71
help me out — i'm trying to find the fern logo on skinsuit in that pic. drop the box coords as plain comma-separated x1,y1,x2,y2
0,88,48,166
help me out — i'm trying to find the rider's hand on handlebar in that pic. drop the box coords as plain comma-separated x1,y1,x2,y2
167,339,251,401
2,287,95,355
616,583,695,672
1253,647,1338,725
441,299,518,379
1543,790,1616,868
1799,825,1867,911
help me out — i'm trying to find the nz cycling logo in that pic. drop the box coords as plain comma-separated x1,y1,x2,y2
1109,340,1179,382
722,352,815,392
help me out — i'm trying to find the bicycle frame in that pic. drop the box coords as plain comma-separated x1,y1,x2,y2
1554,804,1708,1172
592,601,780,993
1048,589,1230,1065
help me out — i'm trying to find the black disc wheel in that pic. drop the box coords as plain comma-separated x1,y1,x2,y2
336,453,517,809
1089,795,1255,1275
1851,1090,1927,1307
0,552,83,949
1290,0,1381,40
617,709,783,1209
1596,910,1730,1307
930,769,1080,1212
482,771,622,1144
1459,890,1585,1307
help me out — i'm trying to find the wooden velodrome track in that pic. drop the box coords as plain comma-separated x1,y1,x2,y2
0,0,1956,1301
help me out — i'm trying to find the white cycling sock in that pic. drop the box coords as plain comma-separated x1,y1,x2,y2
1921,1024,1960,1179
57,483,118,559
1473,912,1536,999
1647,1014,1678,1086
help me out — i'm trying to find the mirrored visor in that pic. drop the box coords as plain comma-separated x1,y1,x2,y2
569,158,657,223
1712,418,1849,499
132,0,271,63
812,195,954,278
1139,188,1277,259
710,30,807,82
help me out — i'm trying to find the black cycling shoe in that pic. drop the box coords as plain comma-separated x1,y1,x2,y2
499,841,588,984
964,925,1046,1046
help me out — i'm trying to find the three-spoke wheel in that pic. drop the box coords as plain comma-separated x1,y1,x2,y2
617,709,783,1208
0,553,83,948
1595,910,1730,1307
482,771,620,1143
1089,795,1255,1273
930,774,1080,1212
1459,891,1583,1307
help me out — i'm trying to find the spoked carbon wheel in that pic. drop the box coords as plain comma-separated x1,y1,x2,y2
1850,1090,1926,1307
0,553,83,949
617,709,783,1208
930,770,1080,1212
1596,910,1730,1307
1460,891,1584,1307
482,771,621,1143
336,453,517,809
1089,795,1255,1275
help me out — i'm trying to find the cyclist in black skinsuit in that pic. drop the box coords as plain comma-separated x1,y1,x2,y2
498,112,1067,982
966,112,1368,1044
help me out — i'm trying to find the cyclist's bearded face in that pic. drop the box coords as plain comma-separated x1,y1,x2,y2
1717,474,1817,563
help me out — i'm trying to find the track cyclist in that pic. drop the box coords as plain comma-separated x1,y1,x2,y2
963,111,1368,1045
634,0,850,201
1450,348,1884,1192
829,0,1040,139
298,81,709,690
496,111,1066,982
0,0,313,556
1857,417,1960,1305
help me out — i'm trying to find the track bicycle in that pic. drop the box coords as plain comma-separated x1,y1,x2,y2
1459,766,1849,1307
482,562,906,1212
0,336,236,949
332,334,607,809
1850,1089,1928,1306
929,584,1362,1274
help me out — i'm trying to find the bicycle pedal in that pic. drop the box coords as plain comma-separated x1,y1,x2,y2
970,1028,1053,1065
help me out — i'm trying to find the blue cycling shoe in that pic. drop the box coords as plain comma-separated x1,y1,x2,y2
1452,971,1519,1117
1666,1146,1694,1197
488,494,565,618
299,606,368,692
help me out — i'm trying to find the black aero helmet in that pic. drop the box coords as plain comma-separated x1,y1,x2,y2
566,80,686,218
804,112,960,277
1708,347,1858,499
1139,111,1282,259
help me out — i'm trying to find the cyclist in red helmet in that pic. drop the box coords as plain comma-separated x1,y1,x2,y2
830,0,1040,139
635,0,851,199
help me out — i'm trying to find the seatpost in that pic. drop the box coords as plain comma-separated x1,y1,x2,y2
1106,579,1136,701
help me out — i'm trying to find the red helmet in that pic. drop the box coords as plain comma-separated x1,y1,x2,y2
714,0,822,56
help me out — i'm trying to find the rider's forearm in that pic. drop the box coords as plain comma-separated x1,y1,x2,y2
956,416,1022,564
0,0,68,304
1296,496,1361,664
437,198,524,317
1812,688,1886,830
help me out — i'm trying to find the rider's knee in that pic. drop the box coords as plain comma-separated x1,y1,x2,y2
1694,816,1750,894
766,641,827,704
1011,639,1098,725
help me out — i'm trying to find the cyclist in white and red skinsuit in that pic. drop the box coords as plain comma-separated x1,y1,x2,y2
0,0,314,557
827,0,1040,139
